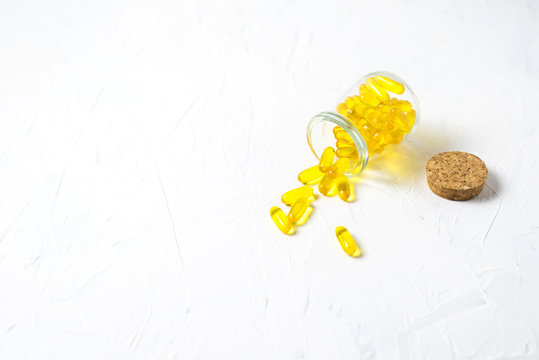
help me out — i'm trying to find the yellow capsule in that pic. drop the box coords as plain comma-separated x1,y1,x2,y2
318,147,335,173
366,77,390,102
392,100,413,112
358,85,380,106
335,226,361,257
333,126,345,136
328,158,350,177
281,186,314,206
337,103,350,117
336,147,358,158
270,206,292,234
404,109,416,130
298,165,324,185
374,75,405,95
288,198,310,224
334,131,354,144
318,174,336,196
336,140,353,149
335,175,351,201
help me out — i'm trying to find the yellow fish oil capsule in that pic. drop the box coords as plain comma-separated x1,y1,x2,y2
366,77,390,102
374,75,405,95
333,126,345,136
336,147,358,158
328,158,350,177
336,140,353,149
335,226,361,257
319,147,335,173
359,84,380,106
288,198,310,224
335,175,351,201
270,206,292,234
298,165,324,185
281,186,314,206
318,174,336,196
334,131,354,144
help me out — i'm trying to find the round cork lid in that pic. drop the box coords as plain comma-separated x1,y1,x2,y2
425,151,488,201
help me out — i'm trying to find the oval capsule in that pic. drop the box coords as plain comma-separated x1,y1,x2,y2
270,206,292,234
287,198,310,224
374,75,405,94
335,226,361,257
318,174,336,196
336,175,351,201
366,77,390,102
328,158,350,177
281,186,314,206
298,165,324,185
319,147,336,173
336,147,358,159
359,84,381,106
334,131,354,144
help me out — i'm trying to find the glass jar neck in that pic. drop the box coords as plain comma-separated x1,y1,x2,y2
307,111,369,175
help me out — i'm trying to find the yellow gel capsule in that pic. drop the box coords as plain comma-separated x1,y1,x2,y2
404,109,416,130
335,226,361,257
366,77,390,102
359,85,380,106
281,186,314,206
318,174,336,196
336,147,358,158
333,126,345,136
334,131,354,144
336,140,353,149
328,158,350,177
319,147,335,173
374,75,405,95
288,198,310,224
298,165,324,185
392,100,413,112
335,175,351,201
270,206,291,234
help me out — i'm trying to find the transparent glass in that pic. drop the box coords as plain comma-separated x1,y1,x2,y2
307,71,421,175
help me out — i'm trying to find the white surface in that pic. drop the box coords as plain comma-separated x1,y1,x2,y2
1,0,538,359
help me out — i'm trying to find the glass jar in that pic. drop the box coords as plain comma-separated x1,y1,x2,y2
307,71,420,175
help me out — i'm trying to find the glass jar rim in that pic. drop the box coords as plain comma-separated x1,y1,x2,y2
307,111,369,175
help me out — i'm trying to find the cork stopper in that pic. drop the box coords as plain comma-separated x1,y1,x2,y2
425,151,488,201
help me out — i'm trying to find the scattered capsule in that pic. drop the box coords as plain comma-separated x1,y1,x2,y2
270,206,292,234
335,175,351,201
319,147,335,173
328,158,350,177
366,77,390,102
298,165,324,185
288,198,310,224
281,186,314,206
336,147,358,158
374,75,405,95
318,174,336,196
335,226,361,257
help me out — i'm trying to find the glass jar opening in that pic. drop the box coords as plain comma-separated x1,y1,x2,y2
307,112,369,175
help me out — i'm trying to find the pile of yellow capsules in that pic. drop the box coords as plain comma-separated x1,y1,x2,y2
337,75,415,155
270,75,414,258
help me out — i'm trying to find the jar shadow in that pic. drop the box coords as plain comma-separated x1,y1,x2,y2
350,122,454,186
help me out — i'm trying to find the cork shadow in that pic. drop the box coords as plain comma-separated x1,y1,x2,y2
474,168,501,202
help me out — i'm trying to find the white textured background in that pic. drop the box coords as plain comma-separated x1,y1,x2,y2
1,0,538,359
